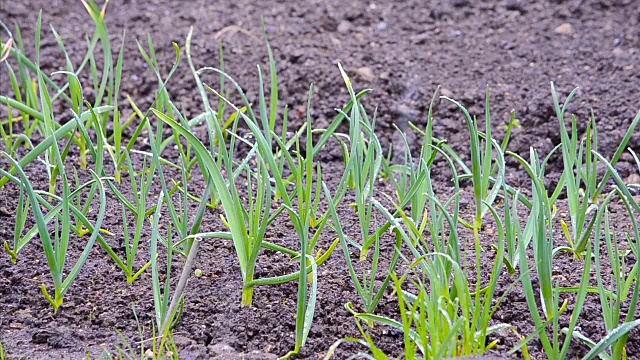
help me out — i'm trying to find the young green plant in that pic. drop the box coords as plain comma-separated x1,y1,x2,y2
348,198,509,358
507,148,592,359
0,145,108,313
549,84,599,257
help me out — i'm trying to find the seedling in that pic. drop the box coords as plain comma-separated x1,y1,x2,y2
0,146,108,313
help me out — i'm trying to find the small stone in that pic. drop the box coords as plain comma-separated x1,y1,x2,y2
440,88,454,99
410,32,430,44
356,67,374,82
554,23,574,35
209,342,236,356
245,351,278,360
626,173,640,184
396,104,419,117
208,343,278,360
612,47,625,57
376,22,387,31
337,20,352,33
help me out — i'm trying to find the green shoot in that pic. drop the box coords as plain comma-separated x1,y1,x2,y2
0,148,108,313
507,148,592,358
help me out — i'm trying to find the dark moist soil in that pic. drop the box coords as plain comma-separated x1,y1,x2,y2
1,0,640,359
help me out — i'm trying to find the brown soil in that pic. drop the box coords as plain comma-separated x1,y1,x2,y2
1,0,640,359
